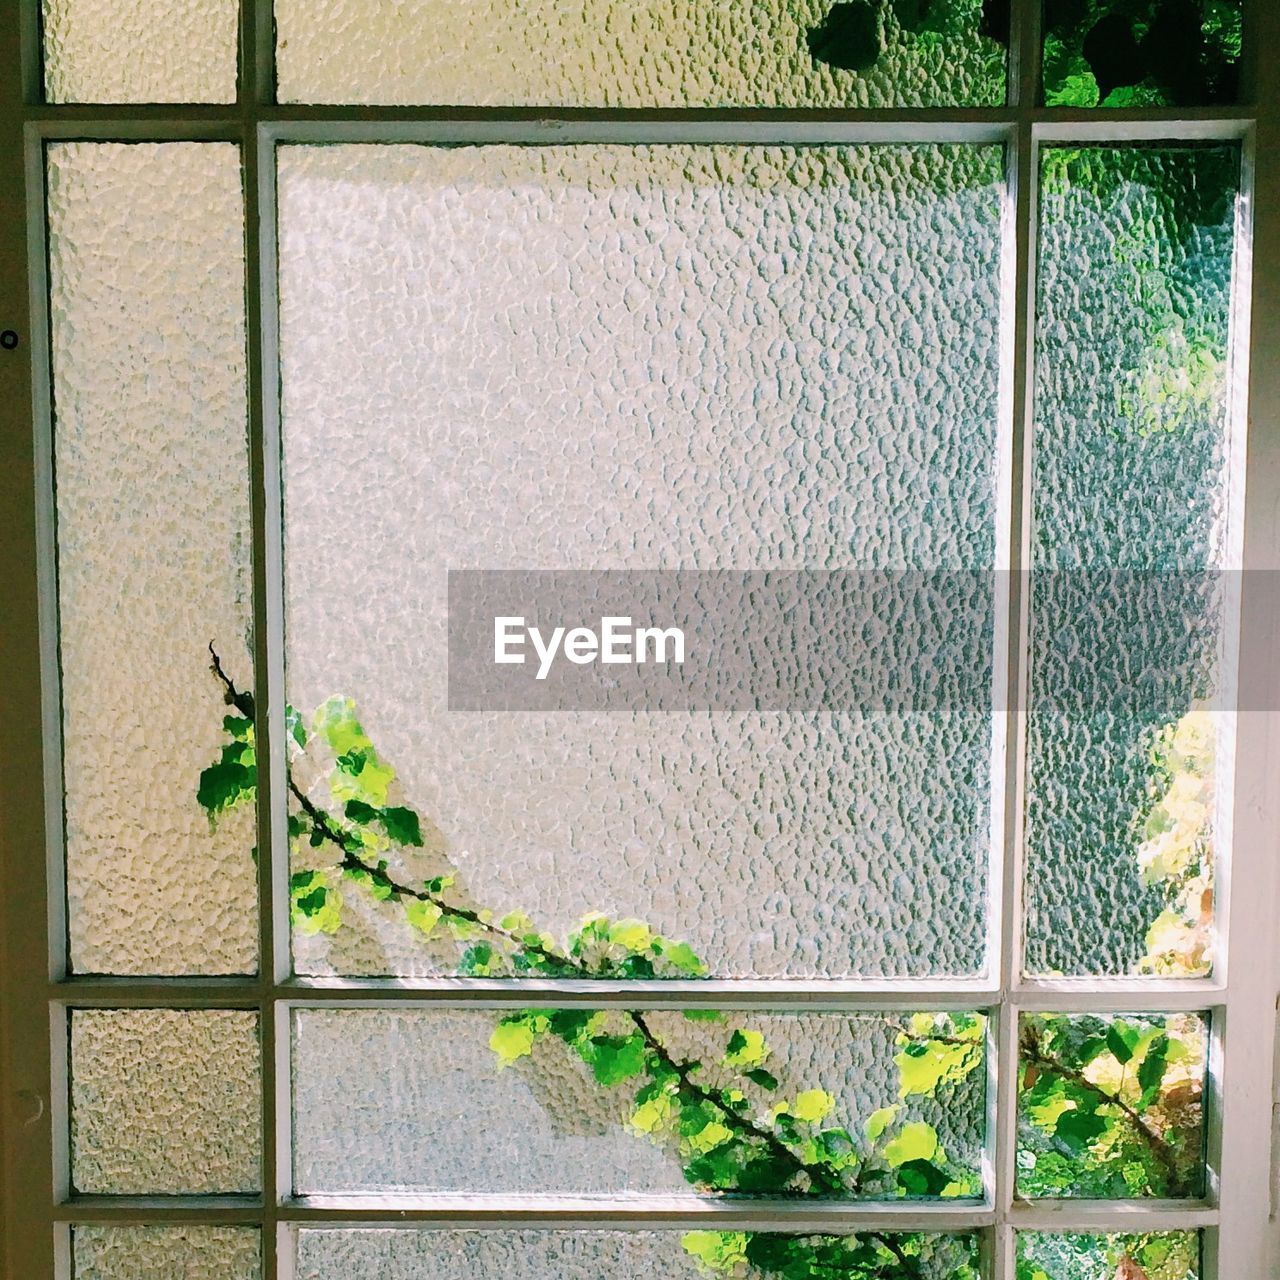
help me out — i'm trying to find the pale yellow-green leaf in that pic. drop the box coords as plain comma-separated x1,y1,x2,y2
490,1020,537,1067
791,1089,836,1123
882,1121,938,1167
864,1105,901,1143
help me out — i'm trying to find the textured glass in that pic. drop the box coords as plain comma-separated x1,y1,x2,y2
294,1228,981,1279
1016,1231,1200,1280
43,0,238,102
293,1008,986,1198
275,0,1006,107
1017,1012,1207,1200
70,1009,261,1194
73,1227,260,1280
278,143,1005,981
1023,145,1241,978
1043,0,1241,107
47,142,257,976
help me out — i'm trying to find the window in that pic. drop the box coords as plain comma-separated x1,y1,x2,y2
1,3,1278,1278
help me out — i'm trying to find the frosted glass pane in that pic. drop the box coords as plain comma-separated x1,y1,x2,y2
43,0,238,102
1023,145,1241,978
278,143,1005,981
1043,0,1241,107
276,0,1006,107
1017,1012,1207,1200
294,1228,982,1279
70,1009,261,1194
1016,1231,1200,1280
292,1008,986,1198
47,142,257,976
73,1227,260,1280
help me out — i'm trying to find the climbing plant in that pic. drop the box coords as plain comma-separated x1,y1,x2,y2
199,648,1207,1278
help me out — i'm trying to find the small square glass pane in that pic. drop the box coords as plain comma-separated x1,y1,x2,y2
293,1008,986,1199
294,1229,983,1278
73,1227,260,1280
43,0,238,102
1042,0,1241,107
1017,1012,1207,1199
275,0,1007,108
71,1010,261,1195
1016,1231,1201,1279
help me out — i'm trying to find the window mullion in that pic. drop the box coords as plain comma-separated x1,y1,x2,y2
993,2,1042,1277
244,0,284,1272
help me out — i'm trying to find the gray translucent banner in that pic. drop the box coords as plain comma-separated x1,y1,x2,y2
447,570,1251,713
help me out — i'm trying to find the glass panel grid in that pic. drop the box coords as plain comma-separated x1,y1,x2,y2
22,0,1259,1269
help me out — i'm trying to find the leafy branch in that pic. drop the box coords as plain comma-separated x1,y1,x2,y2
202,647,1203,1274
201,647,990,1277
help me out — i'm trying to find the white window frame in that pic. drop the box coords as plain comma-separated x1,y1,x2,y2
1,2,1279,1277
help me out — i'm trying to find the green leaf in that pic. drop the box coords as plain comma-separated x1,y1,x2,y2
724,1028,769,1068
344,798,378,825
197,757,256,817
1107,1022,1140,1065
883,1121,938,1167
584,1034,647,1086
403,899,442,937
490,1016,540,1067
459,943,498,975
864,1104,901,1143
790,1089,836,1123
745,1068,779,1091
1137,1032,1171,1108
289,871,341,935
681,1232,748,1274
1054,1106,1109,1153
380,805,424,847
896,1157,950,1196
608,919,652,951
656,938,707,977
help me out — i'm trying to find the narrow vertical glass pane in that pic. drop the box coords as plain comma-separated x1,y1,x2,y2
47,143,257,976
1042,0,1242,107
277,143,1006,980
293,1229,983,1278
1016,1012,1207,1199
43,0,238,103
1023,145,1241,978
1016,1231,1201,1279
70,1009,262,1194
73,1227,261,1280
292,1009,986,1198
275,0,1007,107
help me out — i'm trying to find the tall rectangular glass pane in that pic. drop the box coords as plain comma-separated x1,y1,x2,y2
275,1,1007,107
1023,144,1242,978
292,1008,986,1199
293,1228,983,1279
48,142,257,976
277,143,1006,980
43,0,238,102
